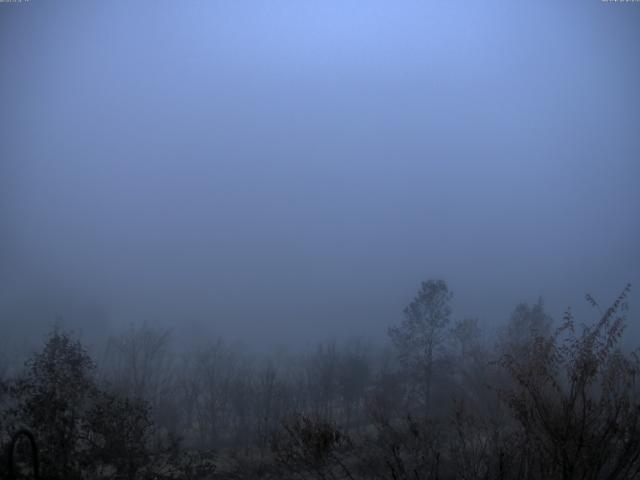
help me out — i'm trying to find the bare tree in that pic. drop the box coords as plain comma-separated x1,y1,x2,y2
189,339,239,449
451,318,481,360
500,284,640,479
388,279,453,412
337,340,371,431
101,324,176,439
499,298,553,359
306,342,340,420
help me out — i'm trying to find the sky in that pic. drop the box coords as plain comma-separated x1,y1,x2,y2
1,0,639,349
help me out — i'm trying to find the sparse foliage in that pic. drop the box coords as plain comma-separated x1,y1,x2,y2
388,279,453,411
500,284,640,479
1,281,638,480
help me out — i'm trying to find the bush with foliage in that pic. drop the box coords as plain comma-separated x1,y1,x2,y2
2,328,154,480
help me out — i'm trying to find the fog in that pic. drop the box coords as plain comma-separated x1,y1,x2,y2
1,0,639,350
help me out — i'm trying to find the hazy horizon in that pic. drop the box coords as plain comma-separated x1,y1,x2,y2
1,0,639,350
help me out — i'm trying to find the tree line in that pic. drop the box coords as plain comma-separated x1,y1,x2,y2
0,280,638,479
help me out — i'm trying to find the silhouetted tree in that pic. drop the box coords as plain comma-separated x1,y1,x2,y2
451,318,481,360
4,328,159,480
337,341,371,430
8,328,98,480
500,284,640,479
499,298,552,359
388,279,453,411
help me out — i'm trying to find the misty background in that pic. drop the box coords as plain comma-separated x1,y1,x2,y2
1,0,639,351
